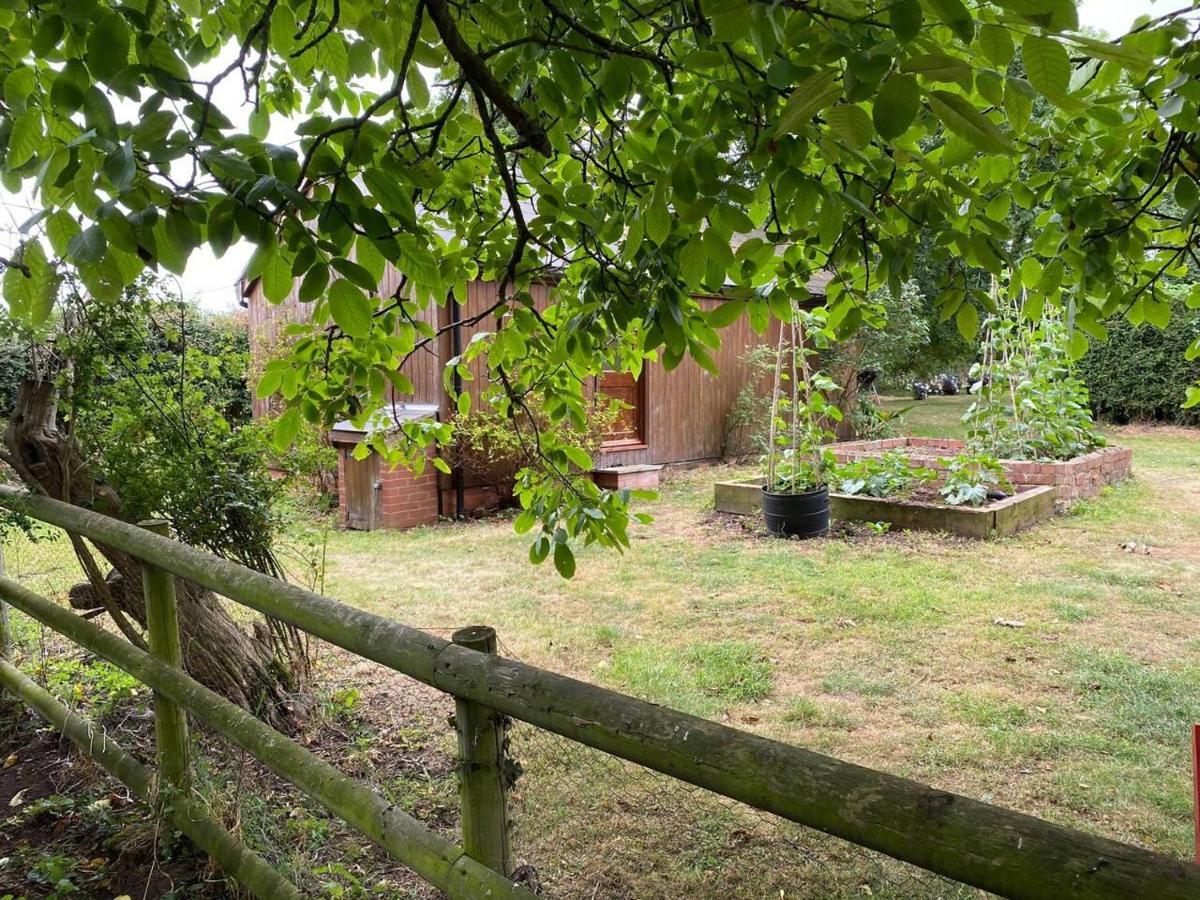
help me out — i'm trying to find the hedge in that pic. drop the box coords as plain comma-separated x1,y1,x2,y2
1079,305,1200,427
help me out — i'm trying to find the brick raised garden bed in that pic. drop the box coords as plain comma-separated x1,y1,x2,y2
825,437,1132,507
713,478,1056,540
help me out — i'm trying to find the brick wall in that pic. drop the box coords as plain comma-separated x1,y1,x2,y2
376,455,439,529
826,437,1132,507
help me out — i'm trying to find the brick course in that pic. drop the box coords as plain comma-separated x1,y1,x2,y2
826,437,1132,508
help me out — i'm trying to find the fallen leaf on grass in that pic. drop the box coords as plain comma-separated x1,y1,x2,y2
8,788,27,807
2,753,16,769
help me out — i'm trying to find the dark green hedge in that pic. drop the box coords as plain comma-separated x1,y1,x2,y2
1079,306,1200,426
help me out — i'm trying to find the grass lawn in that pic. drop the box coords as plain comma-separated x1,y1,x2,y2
3,396,1199,897
312,395,1200,891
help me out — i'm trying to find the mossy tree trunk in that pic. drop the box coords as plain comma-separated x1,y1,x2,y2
3,379,298,727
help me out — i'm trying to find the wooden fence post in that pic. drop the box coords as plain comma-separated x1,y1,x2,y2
140,519,190,790
452,625,511,876
0,542,10,657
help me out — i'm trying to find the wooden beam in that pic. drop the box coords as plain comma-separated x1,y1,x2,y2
0,573,532,900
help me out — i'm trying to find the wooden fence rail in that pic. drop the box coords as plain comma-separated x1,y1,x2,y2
2,484,1200,899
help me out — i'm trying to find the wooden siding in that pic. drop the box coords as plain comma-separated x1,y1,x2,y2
245,270,778,467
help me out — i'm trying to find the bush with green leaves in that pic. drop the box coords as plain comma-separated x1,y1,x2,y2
964,304,1105,462
1078,291,1200,427
836,450,936,500
856,281,933,386
938,453,1010,507
65,285,285,573
451,397,624,505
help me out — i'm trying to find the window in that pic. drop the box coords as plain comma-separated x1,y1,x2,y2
597,370,647,449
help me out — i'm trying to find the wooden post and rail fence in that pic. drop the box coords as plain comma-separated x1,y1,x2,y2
0,483,1198,899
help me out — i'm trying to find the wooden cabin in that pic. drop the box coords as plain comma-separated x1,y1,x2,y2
244,267,829,530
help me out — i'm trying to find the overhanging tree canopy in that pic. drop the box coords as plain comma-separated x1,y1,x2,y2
0,0,1195,572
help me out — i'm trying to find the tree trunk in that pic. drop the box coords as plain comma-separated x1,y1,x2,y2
3,380,298,728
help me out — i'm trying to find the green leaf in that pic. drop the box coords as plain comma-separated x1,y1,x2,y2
1003,77,1034,134
888,0,922,42
978,25,1015,67
873,75,919,140
1022,35,1070,101
553,541,576,578
273,407,302,450
408,67,429,109
678,235,706,288
826,103,873,150
645,194,671,245
776,70,842,136
331,257,378,291
66,226,107,263
1066,330,1089,360
248,104,270,140
262,247,294,303
1063,33,1152,73
328,279,373,338
45,211,80,257
955,302,979,341
529,534,550,565
87,11,131,83
707,300,744,328
925,0,974,44
901,53,971,84
1175,176,1199,210
926,91,1013,155
103,141,136,192
6,111,42,168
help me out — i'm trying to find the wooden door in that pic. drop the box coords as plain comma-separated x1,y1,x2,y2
597,370,646,448
342,450,379,530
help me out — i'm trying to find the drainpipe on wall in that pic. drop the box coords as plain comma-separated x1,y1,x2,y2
449,292,466,520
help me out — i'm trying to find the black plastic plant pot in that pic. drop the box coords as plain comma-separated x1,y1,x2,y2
761,485,830,538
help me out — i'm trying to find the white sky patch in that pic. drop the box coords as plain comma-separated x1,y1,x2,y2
0,3,1176,311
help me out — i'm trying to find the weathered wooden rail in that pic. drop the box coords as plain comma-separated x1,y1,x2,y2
1,483,1199,899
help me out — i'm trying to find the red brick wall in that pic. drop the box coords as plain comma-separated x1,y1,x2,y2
376,457,439,529
826,438,1132,507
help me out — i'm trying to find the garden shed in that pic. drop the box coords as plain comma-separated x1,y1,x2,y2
244,264,830,526
329,403,441,531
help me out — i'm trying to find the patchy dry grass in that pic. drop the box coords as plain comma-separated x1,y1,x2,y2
316,402,1200,880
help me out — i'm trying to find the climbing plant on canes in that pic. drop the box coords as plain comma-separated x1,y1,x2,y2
764,308,841,495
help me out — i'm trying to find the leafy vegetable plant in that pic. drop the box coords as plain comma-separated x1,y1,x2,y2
836,450,937,499
938,453,1010,507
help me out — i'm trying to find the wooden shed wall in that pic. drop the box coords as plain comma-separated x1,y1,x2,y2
246,270,777,467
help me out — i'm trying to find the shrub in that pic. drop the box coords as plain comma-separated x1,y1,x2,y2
258,417,339,513
1078,300,1200,427
450,397,623,503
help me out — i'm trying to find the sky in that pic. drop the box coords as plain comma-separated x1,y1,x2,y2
0,0,1172,312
